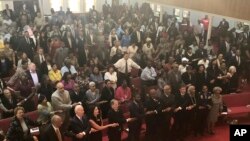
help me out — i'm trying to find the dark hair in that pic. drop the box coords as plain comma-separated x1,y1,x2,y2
14,107,25,116
38,95,46,104
88,105,102,120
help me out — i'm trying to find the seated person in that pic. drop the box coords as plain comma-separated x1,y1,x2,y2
60,58,77,77
115,80,132,103
4,107,41,141
61,72,75,91
0,89,17,118
140,61,157,86
48,64,62,84
89,66,104,88
85,82,101,105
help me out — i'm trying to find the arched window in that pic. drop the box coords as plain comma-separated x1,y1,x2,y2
68,0,80,13
86,0,95,12
50,0,63,11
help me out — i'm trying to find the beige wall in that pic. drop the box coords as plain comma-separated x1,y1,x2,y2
147,0,250,21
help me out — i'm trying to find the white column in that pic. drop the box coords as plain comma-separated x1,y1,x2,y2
206,15,213,45
38,0,44,17
159,5,164,23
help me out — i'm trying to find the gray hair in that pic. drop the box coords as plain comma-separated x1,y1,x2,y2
213,87,222,93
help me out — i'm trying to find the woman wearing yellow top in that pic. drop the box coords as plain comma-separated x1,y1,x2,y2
48,64,62,83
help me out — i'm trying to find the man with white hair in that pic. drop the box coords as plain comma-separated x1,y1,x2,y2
67,105,90,141
26,63,41,87
186,85,200,136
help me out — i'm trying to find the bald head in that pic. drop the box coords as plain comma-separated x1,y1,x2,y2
74,105,84,117
163,85,171,95
56,82,65,93
51,115,62,128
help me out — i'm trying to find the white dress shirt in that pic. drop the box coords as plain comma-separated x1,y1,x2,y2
127,45,138,58
140,66,157,81
110,46,123,57
114,58,140,73
30,70,39,86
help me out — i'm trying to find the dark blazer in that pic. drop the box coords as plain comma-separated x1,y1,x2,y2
41,124,64,141
26,70,41,85
0,57,13,77
195,48,207,59
67,115,91,141
181,72,196,86
6,117,40,141
198,92,212,109
77,36,88,67
108,108,127,141
69,90,86,104
17,37,35,60
63,36,76,50
167,70,183,93
39,61,50,75
0,94,17,118
2,9,15,20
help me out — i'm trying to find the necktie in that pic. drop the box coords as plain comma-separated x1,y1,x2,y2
26,38,30,44
125,60,128,74
55,128,62,141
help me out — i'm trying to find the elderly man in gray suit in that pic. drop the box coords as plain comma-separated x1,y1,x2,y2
51,82,79,131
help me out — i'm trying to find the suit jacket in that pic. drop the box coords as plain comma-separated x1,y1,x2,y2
144,97,162,128
181,72,196,85
51,90,72,121
167,70,183,93
39,61,50,75
63,36,76,50
2,9,15,20
41,124,64,141
198,92,212,109
195,48,207,59
69,90,85,104
67,115,90,141
160,93,175,115
0,95,17,118
26,70,41,85
33,54,45,69
0,57,13,77
18,37,35,60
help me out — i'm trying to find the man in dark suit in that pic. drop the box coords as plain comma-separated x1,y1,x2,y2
76,30,88,67
128,94,144,141
182,66,196,86
167,63,183,94
108,99,132,141
159,85,175,141
230,49,243,74
41,115,64,141
67,105,91,141
172,86,188,141
0,53,13,77
2,4,15,21
218,18,229,36
17,31,35,61
63,31,76,52
197,85,212,135
144,89,162,141
33,48,46,69
195,42,207,60
69,83,86,116
100,80,114,118
131,27,142,48
185,85,200,136
26,63,41,87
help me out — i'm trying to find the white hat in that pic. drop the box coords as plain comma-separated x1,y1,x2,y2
89,81,95,87
181,57,189,62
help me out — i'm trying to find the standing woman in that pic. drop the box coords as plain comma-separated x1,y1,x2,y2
4,107,41,141
207,87,223,135
88,105,118,141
